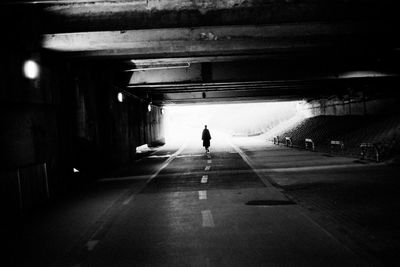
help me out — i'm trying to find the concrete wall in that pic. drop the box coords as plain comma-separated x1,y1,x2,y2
0,6,70,215
0,6,62,171
71,62,165,175
0,6,165,216
296,77,400,117
301,97,400,117
1,57,166,215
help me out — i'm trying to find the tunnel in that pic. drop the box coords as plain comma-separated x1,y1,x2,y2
1,1,400,266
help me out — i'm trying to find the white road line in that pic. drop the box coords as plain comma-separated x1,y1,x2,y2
146,142,187,183
99,175,149,182
227,138,275,187
201,175,208,183
86,240,99,251
267,163,372,172
176,154,204,158
122,196,133,205
148,142,187,183
205,165,211,171
198,190,207,200
207,159,212,164
91,225,104,239
148,154,171,158
123,142,188,205
201,210,215,227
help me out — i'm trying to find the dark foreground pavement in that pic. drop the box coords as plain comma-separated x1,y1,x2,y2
6,133,399,266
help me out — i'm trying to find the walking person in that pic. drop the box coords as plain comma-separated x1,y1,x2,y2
202,125,212,153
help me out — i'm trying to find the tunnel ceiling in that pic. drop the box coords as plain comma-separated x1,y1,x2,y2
34,0,400,104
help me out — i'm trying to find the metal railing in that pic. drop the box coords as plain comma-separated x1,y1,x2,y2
330,140,344,153
14,162,50,214
360,143,380,162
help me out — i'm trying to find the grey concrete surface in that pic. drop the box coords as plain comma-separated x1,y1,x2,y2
9,133,393,266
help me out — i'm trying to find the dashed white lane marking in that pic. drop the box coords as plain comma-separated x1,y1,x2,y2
86,240,99,251
207,160,212,164
201,175,208,183
205,165,211,171
198,190,207,200
201,210,215,227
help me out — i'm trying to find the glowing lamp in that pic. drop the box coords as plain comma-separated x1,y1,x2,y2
23,60,40,79
117,92,124,102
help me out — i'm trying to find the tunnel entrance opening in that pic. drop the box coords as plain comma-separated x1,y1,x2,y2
164,101,305,146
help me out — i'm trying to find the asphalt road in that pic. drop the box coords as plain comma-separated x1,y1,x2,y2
8,132,399,266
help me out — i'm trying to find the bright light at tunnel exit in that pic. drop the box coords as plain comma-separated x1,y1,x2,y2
164,101,306,146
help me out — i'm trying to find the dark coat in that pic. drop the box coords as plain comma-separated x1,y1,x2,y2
202,129,211,147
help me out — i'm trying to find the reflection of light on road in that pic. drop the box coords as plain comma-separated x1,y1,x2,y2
164,101,301,146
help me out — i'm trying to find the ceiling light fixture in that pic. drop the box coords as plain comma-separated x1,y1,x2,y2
117,92,124,102
23,59,40,79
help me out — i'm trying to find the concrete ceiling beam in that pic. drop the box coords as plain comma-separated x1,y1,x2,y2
156,90,312,103
42,21,397,58
39,0,397,33
127,75,400,104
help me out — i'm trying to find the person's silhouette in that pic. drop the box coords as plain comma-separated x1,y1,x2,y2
202,125,211,153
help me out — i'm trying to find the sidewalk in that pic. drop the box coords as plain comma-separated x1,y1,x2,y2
233,136,400,266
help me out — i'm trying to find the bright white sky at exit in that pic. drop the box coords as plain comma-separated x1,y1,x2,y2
164,101,302,143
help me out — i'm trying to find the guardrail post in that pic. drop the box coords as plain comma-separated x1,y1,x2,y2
285,137,292,147
360,143,380,162
273,136,280,145
305,138,315,150
330,140,344,154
